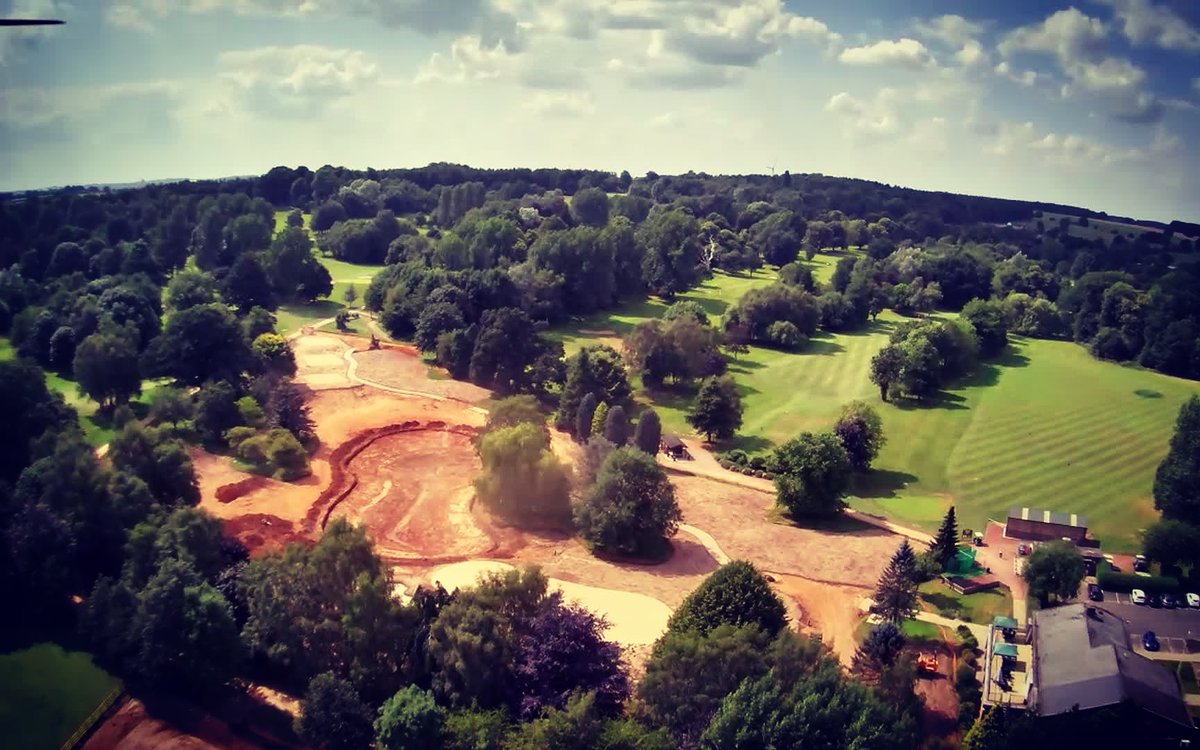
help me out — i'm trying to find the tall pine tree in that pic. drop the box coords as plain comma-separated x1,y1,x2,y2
555,350,593,431
930,506,959,569
874,540,918,624
575,392,598,441
634,410,662,455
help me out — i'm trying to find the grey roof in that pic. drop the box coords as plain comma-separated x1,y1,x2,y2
662,434,684,449
1031,604,1191,728
1007,506,1088,529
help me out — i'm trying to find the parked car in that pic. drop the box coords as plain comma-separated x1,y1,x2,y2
1149,593,1163,608
1187,592,1200,609
1087,583,1103,601
1017,544,1030,556
1162,593,1178,609
1131,589,1147,605
1133,555,1149,573
1142,631,1160,652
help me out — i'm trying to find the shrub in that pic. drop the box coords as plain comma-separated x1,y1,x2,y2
766,320,806,350
1096,562,1179,594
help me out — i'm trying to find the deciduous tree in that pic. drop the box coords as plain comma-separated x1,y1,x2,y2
297,672,374,750
1153,395,1200,525
772,432,852,518
375,686,446,750
574,447,680,557
686,375,743,442
833,400,885,472
73,326,141,410
668,560,786,636
1023,541,1084,607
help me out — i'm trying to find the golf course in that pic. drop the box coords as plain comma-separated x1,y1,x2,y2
550,258,1198,553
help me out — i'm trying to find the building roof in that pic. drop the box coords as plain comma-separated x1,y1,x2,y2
1007,506,1088,529
1031,604,1191,728
662,434,684,449
993,616,1018,629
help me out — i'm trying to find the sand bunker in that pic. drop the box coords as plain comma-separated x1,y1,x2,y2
293,335,355,390
429,561,672,647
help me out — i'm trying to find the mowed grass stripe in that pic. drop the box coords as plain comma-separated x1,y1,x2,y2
552,271,1197,552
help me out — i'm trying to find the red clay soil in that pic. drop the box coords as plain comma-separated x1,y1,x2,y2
82,698,298,750
307,422,519,563
912,642,960,740
215,476,272,504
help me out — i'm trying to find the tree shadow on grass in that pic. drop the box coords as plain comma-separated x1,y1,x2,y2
717,434,774,454
1134,389,1163,399
919,591,963,616
726,357,765,373
852,469,919,499
806,335,846,356
890,391,970,412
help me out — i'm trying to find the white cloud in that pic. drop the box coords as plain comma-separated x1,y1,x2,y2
986,120,1145,167
106,0,522,46
838,38,934,69
667,0,842,67
1194,77,1200,93
218,45,379,112
915,15,985,48
415,35,511,84
914,16,989,69
999,8,1162,122
0,80,183,138
999,7,1107,60
105,2,159,32
994,61,1038,86
824,91,900,136
1097,0,1200,52
523,91,595,117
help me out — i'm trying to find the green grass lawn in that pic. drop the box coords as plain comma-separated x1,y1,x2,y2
272,210,386,337
901,618,944,643
3,337,167,446
550,256,1197,553
918,580,1014,624
0,643,120,750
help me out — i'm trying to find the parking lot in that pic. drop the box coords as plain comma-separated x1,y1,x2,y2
1094,592,1200,655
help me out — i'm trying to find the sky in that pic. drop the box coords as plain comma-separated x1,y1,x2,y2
0,0,1198,223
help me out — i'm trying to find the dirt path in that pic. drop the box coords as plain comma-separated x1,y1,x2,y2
663,437,934,545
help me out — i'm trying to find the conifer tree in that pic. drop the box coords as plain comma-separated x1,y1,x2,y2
633,410,662,455
873,540,918,624
576,393,598,441
603,405,630,446
591,402,610,439
931,506,959,569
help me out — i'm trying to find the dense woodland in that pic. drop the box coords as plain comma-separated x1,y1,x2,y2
2,163,1199,749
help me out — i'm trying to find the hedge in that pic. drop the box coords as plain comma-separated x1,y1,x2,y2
1096,562,1179,594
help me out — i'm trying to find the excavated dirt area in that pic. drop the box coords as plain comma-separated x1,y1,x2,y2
195,332,897,667
325,426,514,564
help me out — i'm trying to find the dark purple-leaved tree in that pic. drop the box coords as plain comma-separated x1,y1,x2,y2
511,592,630,720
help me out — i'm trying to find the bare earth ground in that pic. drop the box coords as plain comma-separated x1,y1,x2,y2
173,332,911,747
912,643,960,739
